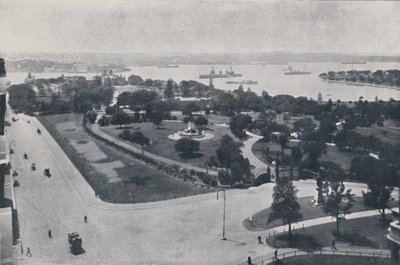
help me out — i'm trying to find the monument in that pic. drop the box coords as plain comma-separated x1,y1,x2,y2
169,121,214,141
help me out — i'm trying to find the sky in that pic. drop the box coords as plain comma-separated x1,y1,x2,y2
0,0,399,55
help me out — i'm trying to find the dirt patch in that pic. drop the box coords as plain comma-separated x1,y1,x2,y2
91,161,124,183
70,139,108,162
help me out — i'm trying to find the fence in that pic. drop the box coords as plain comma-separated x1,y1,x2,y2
237,249,391,265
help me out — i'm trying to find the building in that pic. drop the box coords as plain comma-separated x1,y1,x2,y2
0,58,14,265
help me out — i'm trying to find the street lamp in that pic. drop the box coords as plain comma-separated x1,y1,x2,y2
216,188,227,240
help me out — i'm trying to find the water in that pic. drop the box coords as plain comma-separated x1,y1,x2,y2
6,62,400,101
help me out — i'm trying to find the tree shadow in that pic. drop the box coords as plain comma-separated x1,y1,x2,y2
178,153,204,159
115,126,134,130
268,233,322,253
225,239,247,246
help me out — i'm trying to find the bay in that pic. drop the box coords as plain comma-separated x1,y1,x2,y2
6,62,400,101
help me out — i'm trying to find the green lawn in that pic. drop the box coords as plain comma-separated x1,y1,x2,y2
269,254,396,265
39,114,212,203
243,195,398,231
356,126,400,145
251,140,359,170
101,121,236,167
267,215,395,253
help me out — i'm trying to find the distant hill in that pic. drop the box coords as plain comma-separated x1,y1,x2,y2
3,51,400,67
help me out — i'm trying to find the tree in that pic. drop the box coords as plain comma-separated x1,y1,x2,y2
164,79,174,98
229,114,252,139
182,102,200,116
181,80,190,97
363,184,393,221
216,135,242,173
279,134,289,152
127,74,143,85
7,84,37,112
175,138,200,158
86,111,97,124
194,115,208,130
323,182,353,237
152,111,163,127
290,146,303,166
268,177,302,239
214,135,251,185
111,110,131,127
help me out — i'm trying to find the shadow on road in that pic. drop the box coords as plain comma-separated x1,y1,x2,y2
226,238,247,246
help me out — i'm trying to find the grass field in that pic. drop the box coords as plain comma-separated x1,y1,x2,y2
243,195,398,231
101,120,236,167
269,254,396,265
39,114,211,203
267,215,395,253
251,140,359,170
356,126,400,145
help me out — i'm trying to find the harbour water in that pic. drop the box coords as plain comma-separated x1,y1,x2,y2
6,62,400,101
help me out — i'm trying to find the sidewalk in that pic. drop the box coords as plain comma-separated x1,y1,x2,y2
242,131,275,178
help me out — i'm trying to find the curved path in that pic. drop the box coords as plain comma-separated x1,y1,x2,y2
241,131,275,179
8,113,390,265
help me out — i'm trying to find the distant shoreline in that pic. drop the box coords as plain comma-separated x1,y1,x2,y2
320,78,400,91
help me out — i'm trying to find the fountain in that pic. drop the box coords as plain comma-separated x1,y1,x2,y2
178,122,203,138
169,121,214,141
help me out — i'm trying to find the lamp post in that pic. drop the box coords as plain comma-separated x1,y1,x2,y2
216,188,226,240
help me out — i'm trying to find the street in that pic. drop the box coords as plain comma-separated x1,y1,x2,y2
9,114,366,265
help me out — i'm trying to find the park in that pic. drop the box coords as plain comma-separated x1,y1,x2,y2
3,65,400,265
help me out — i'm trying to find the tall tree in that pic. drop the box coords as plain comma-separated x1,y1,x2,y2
175,138,200,158
229,114,252,139
268,177,302,239
323,182,353,237
164,79,175,98
111,110,131,127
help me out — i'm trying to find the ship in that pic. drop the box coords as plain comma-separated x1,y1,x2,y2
226,80,258,85
157,65,180,68
283,66,311,75
341,62,367,65
199,66,242,79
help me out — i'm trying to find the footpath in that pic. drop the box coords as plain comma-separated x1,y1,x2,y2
88,124,218,176
231,207,397,265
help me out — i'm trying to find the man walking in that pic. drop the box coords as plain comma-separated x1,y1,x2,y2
331,239,336,250
48,229,52,239
274,249,278,260
26,247,32,257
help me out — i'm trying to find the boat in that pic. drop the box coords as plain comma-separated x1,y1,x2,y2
199,66,242,79
341,62,367,65
226,80,258,85
283,66,311,75
157,65,180,68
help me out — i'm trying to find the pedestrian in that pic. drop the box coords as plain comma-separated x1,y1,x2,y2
247,256,252,265
48,229,52,239
331,239,336,250
274,249,278,260
258,235,263,244
26,247,31,257
84,215,88,223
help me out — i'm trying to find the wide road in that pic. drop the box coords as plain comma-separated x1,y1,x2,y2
9,113,368,265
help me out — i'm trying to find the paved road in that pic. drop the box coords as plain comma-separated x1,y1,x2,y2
9,114,373,265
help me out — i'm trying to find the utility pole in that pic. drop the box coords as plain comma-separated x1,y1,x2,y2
217,188,226,240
